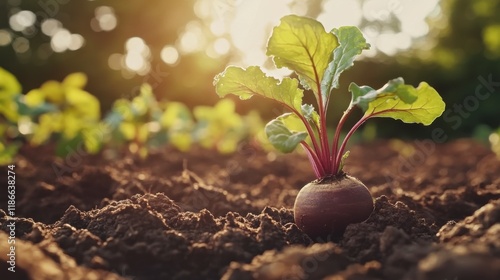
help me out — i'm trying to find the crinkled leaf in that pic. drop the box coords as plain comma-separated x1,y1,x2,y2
363,82,445,125
265,115,308,153
279,112,308,133
214,66,303,112
321,26,369,108
301,104,319,127
350,78,418,111
267,15,338,101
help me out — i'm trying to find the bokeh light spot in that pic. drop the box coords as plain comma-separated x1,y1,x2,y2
12,37,29,53
0,30,12,46
213,38,230,55
161,45,180,65
9,10,36,32
199,0,440,70
92,6,117,32
318,0,362,28
126,37,147,53
125,52,145,72
68,34,85,51
108,53,123,70
178,21,206,54
210,20,227,36
41,19,62,36
51,29,71,53
98,14,117,31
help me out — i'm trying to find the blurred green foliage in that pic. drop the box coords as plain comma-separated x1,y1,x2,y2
105,83,195,158
0,68,269,163
0,68,22,164
358,0,500,139
24,72,102,154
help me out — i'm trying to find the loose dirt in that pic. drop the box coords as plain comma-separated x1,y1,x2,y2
1,139,499,279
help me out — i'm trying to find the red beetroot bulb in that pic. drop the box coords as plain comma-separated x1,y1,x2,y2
293,174,374,239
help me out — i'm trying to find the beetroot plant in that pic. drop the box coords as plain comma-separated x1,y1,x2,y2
214,15,445,238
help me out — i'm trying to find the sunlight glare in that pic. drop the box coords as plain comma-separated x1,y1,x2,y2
398,0,437,38
318,0,362,29
210,20,227,36
178,21,206,54
213,38,230,55
199,0,440,67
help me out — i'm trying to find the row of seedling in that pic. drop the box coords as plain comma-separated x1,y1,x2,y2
0,68,268,164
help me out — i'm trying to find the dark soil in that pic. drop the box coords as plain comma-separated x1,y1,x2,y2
1,139,499,280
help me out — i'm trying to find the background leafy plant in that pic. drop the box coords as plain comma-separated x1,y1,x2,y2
0,68,270,164
193,99,267,154
22,72,102,156
0,67,22,165
104,84,196,158
105,88,269,157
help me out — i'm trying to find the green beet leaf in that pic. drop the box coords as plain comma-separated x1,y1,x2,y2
350,77,418,111
266,15,338,103
321,26,370,109
214,66,304,112
213,14,446,178
265,114,308,153
362,81,445,125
